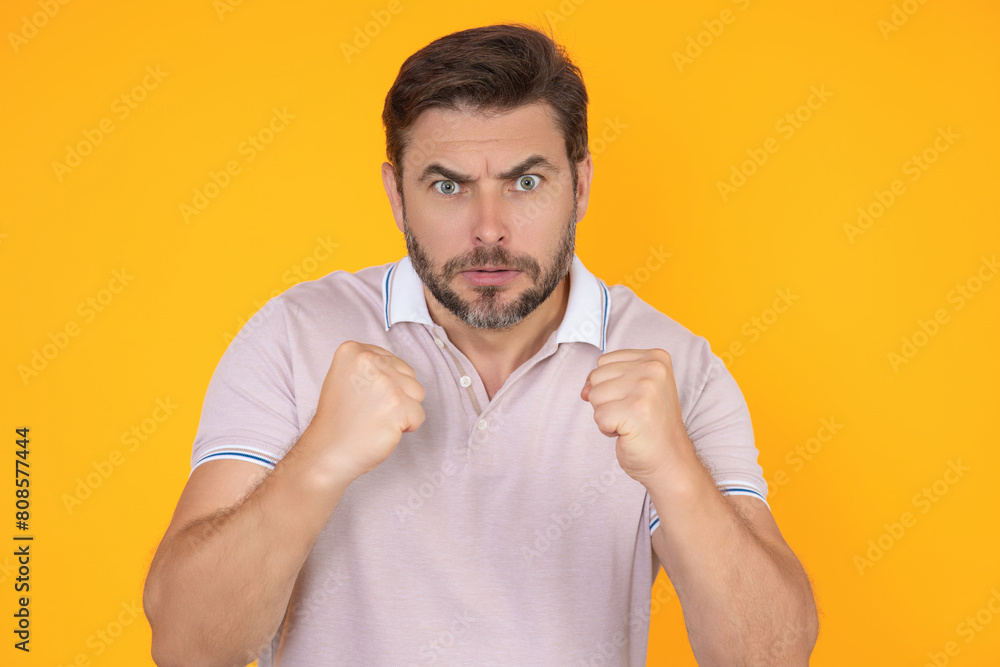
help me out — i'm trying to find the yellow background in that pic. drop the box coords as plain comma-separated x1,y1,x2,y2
2,0,998,664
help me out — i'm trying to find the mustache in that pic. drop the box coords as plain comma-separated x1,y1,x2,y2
441,246,541,282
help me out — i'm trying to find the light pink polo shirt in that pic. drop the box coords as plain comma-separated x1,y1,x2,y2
189,254,769,666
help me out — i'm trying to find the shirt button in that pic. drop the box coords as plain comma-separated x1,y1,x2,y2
477,419,488,431
459,375,472,387
434,338,445,348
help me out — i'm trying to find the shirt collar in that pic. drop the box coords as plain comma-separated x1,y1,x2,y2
382,254,610,352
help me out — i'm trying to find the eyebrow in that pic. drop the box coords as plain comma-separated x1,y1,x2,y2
417,154,560,184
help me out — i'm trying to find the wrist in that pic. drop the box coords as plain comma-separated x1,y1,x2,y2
632,433,702,490
290,421,363,489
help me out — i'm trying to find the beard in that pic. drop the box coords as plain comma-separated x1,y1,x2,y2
404,205,577,330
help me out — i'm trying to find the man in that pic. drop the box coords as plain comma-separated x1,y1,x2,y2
143,23,818,666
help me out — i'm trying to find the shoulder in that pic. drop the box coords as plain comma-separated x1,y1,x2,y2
227,261,394,350
602,282,730,403
605,283,713,362
281,261,390,306
268,261,393,322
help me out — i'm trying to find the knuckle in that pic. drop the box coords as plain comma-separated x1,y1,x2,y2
651,348,672,364
642,358,670,379
337,339,361,355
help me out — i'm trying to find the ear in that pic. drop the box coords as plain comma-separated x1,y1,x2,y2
381,161,405,233
573,152,594,222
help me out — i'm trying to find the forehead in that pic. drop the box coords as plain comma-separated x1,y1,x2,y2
402,102,567,174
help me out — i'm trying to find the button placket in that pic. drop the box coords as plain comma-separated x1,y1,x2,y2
426,327,490,458
424,326,560,468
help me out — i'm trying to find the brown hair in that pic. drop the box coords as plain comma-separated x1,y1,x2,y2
382,24,589,186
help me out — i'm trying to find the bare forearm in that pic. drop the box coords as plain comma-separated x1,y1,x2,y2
647,453,817,665
144,427,356,667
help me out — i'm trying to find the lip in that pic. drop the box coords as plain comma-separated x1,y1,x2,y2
459,268,521,287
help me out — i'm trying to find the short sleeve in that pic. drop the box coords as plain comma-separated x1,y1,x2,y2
189,296,301,476
648,337,769,535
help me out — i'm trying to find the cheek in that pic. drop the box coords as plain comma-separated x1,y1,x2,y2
406,208,469,255
512,206,573,246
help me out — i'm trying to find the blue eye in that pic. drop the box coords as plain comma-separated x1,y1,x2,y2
514,174,540,191
434,180,460,195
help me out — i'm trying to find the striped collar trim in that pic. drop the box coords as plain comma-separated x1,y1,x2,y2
382,254,610,352
382,255,434,330
554,255,610,352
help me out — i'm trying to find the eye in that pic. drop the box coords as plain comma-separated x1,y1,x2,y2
433,180,461,195
513,174,541,191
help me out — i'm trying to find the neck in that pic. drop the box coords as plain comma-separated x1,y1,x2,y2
425,274,571,399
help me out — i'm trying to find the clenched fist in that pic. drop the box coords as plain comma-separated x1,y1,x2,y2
308,341,426,480
580,348,693,485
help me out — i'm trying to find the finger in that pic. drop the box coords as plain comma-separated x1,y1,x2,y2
400,401,426,433
595,349,648,367
585,360,633,386
584,375,634,407
361,344,419,380
385,355,418,380
581,367,595,401
591,399,630,438
393,372,426,403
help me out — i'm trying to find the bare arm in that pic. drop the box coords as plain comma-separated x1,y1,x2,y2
649,448,819,665
143,426,357,667
580,347,816,662
143,341,425,667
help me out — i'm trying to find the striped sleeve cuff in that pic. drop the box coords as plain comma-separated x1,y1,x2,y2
649,481,770,535
190,445,279,476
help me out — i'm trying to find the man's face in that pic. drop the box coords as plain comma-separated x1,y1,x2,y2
382,102,592,330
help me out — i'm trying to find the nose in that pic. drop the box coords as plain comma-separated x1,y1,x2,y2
470,189,507,246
